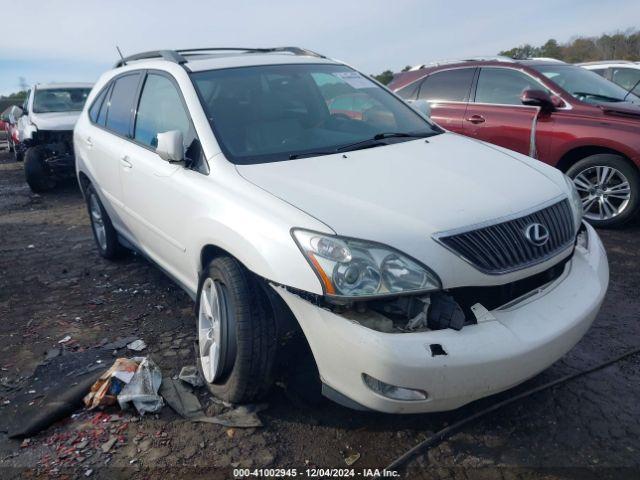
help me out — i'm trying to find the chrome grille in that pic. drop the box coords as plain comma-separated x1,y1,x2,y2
436,199,575,274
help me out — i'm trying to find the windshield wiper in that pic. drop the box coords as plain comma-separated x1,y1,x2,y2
288,132,433,160
335,131,432,153
573,91,623,103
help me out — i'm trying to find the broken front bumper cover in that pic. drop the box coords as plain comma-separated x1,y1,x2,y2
273,222,608,414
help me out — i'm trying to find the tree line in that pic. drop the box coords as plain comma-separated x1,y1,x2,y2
372,28,640,85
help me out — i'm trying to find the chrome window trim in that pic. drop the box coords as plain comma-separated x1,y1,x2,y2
396,65,574,111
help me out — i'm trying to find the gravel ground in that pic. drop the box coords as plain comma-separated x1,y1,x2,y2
0,149,639,479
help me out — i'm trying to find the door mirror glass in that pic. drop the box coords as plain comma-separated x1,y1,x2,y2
406,99,431,118
521,89,555,111
156,130,184,162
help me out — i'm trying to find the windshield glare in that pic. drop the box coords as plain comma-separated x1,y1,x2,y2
533,65,640,104
191,64,440,164
33,88,91,113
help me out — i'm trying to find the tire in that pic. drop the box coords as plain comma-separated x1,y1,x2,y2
197,256,277,404
85,183,124,259
566,154,640,229
24,146,55,192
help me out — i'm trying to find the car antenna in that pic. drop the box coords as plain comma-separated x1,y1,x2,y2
116,46,127,66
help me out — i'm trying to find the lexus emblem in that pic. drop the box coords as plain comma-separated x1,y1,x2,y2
524,223,550,247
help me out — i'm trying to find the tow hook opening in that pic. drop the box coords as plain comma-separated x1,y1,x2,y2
429,344,447,357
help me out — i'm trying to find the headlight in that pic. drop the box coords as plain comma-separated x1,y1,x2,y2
292,229,441,298
564,175,583,232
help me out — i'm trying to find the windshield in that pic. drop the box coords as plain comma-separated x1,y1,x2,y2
191,64,441,164
33,88,91,113
532,65,640,105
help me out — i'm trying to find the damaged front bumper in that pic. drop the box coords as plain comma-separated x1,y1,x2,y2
273,222,608,413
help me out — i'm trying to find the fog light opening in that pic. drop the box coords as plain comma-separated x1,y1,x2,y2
362,373,428,401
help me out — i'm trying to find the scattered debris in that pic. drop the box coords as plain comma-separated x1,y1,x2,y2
194,404,267,428
101,336,139,351
178,365,204,387
345,452,361,466
85,357,163,414
85,358,139,409
117,357,163,414
9,371,106,439
159,378,203,419
126,339,147,352
101,436,117,453
44,347,62,361
160,378,266,427
58,335,72,344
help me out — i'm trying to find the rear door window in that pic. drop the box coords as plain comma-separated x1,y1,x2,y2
104,73,141,137
475,68,546,105
418,68,475,102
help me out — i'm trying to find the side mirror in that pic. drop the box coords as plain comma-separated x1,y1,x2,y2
156,130,184,163
406,99,431,118
521,90,555,111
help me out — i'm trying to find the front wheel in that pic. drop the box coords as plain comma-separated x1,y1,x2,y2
24,146,55,192
197,256,277,404
85,184,124,259
567,154,639,228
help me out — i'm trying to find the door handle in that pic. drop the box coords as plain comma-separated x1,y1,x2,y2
465,115,486,124
120,156,133,169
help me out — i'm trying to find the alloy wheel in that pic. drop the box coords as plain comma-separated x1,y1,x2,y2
198,277,224,383
572,165,631,221
89,193,108,250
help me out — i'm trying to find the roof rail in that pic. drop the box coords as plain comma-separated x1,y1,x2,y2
525,57,565,63
177,46,326,58
409,55,515,71
576,60,636,66
114,46,326,68
114,50,187,68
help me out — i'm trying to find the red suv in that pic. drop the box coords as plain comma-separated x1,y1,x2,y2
389,59,640,228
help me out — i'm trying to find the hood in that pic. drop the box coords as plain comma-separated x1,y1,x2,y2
236,132,565,237
598,101,640,118
30,111,81,131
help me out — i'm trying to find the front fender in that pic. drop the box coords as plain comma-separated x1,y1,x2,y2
189,213,325,296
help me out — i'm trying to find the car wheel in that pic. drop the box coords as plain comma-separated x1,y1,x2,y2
85,183,124,259
14,146,24,162
197,256,277,403
567,154,639,228
24,146,55,192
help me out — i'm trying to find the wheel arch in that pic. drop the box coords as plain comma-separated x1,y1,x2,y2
77,170,91,197
556,145,639,174
198,242,317,377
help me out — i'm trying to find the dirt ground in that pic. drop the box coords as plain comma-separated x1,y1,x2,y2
0,149,639,480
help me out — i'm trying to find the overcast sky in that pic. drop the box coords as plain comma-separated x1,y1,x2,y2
1,0,639,95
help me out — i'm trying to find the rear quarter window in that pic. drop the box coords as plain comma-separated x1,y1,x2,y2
418,68,475,102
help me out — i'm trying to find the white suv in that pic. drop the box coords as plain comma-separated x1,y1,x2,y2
579,61,640,98
74,48,609,413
